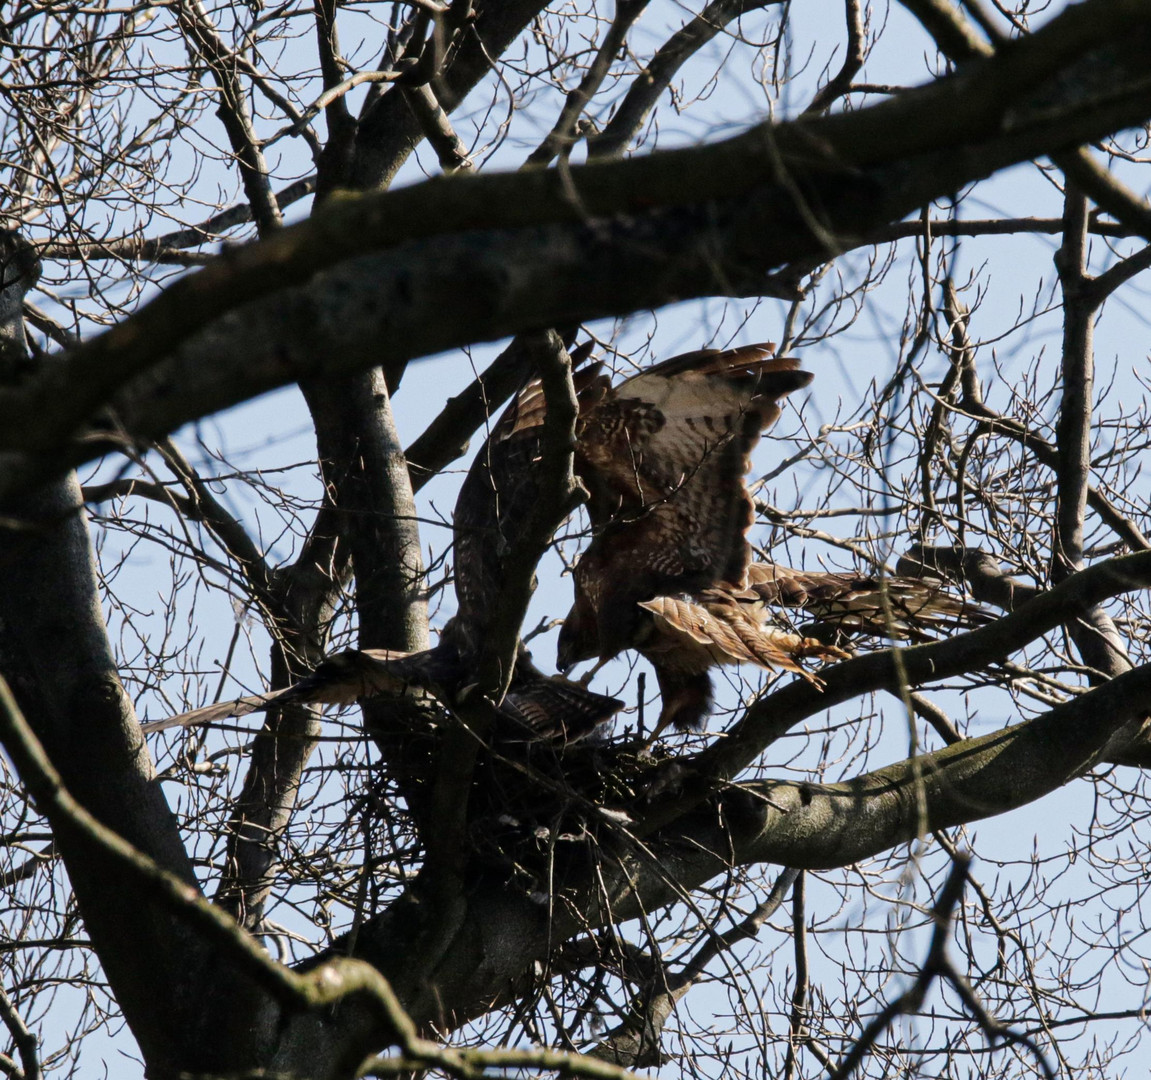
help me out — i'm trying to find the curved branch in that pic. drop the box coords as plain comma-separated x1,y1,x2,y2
351,0,552,191
404,335,553,491
633,547,1151,836
2,0,1149,494
527,0,651,168
176,0,284,235
801,0,866,116
473,330,583,699
587,0,784,161
727,660,1151,870
0,984,40,1080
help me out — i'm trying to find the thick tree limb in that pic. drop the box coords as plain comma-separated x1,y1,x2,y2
723,663,1151,870
0,670,509,1080
0,984,40,1080
213,368,430,927
0,0,1146,490
4,0,1151,493
900,0,1151,245
633,547,1151,836
1053,188,1094,582
1050,186,1134,682
896,0,992,59
402,83,475,173
399,333,585,966
472,330,584,699
0,234,254,1074
350,0,553,190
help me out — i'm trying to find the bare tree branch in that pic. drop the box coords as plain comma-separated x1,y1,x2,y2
526,0,652,168
587,0,785,160
5,0,1151,493
801,0,867,116
177,0,284,234
0,984,40,1080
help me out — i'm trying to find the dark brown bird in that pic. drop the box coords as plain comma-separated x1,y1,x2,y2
547,343,991,739
553,343,816,734
556,343,814,670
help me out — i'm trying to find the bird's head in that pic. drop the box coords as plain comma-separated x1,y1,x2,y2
556,597,600,673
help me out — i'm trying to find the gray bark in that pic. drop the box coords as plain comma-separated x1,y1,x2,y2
3,0,1151,490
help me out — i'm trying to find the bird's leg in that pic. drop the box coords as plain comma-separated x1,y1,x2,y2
577,656,610,686
635,706,677,755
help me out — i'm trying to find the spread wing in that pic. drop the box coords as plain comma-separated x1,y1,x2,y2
745,561,993,642
559,344,813,666
143,643,620,745
140,648,418,732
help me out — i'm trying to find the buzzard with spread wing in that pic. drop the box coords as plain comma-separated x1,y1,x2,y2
551,344,989,739
556,343,814,668
553,343,824,731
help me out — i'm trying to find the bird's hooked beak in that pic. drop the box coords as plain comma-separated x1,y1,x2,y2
556,599,598,674
555,624,577,674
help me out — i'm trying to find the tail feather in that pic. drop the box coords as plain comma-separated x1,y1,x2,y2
639,594,847,682
648,665,715,736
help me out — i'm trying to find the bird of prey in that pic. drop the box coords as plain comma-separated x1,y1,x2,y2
140,643,621,742
550,343,991,739
556,343,814,666
144,339,623,743
553,343,817,726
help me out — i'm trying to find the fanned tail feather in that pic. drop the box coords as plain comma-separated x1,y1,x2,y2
639,595,847,684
